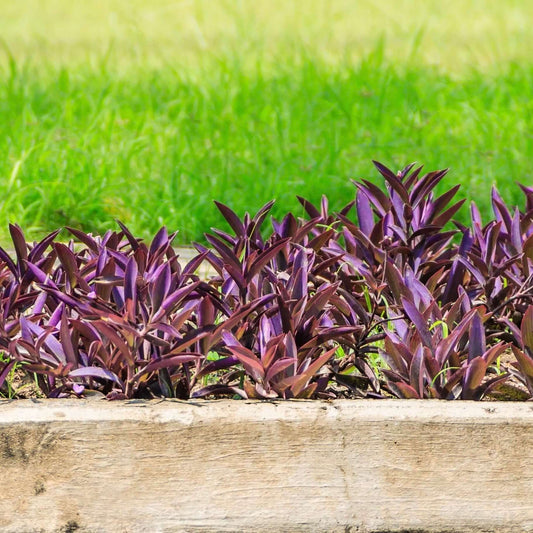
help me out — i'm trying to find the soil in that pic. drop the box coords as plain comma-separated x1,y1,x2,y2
484,350,531,401
3,368,43,399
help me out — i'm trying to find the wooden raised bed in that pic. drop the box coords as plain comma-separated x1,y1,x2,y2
1,399,532,532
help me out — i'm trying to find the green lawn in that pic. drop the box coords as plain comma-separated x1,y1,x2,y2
1,0,532,244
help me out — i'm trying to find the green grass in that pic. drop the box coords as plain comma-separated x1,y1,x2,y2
1,1,533,244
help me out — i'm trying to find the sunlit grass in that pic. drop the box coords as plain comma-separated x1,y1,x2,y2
2,0,532,72
0,0,532,244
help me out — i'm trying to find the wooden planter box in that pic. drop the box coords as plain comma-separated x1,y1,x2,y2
1,399,532,532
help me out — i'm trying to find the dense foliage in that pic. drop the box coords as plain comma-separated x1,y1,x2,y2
1,162,532,400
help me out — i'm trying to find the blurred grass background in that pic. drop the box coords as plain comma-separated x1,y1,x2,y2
1,0,532,244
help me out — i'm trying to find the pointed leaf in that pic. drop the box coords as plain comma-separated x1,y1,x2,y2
462,357,487,400
468,312,486,361
521,306,533,351
401,297,433,350
69,366,123,387
355,190,374,237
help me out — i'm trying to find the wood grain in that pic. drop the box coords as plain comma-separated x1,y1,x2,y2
0,399,532,532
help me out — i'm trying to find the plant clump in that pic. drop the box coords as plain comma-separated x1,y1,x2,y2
1,161,532,401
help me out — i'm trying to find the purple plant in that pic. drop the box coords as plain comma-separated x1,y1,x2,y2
5,225,209,398
502,305,533,397
380,303,509,400
1,160,532,401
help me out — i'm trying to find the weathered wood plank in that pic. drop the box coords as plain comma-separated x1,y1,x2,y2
0,399,532,532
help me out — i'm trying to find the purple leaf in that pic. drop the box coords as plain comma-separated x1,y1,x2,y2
133,354,202,381
468,311,486,361
432,199,466,228
356,189,374,237
25,262,59,288
521,306,533,351
54,242,79,288
372,160,409,203
410,169,448,208
60,313,78,368
511,346,533,394
28,229,61,262
401,297,433,350
246,238,290,281
265,358,296,384
288,346,337,396
0,246,17,276
491,186,512,231
214,201,245,236
297,196,321,219
69,366,124,387
66,227,100,252
409,346,425,398
427,185,461,221
222,332,265,381
0,360,15,389
151,262,171,311
124,255,138,315
388,381,421,399
149,226,170,257
195,356,239,379
9,224,28,275
510,208,522,253
19,316,66,364
116,220,140,251
461,357,487,400
182,250,210,277
354,180,391,215
151,281,201,322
